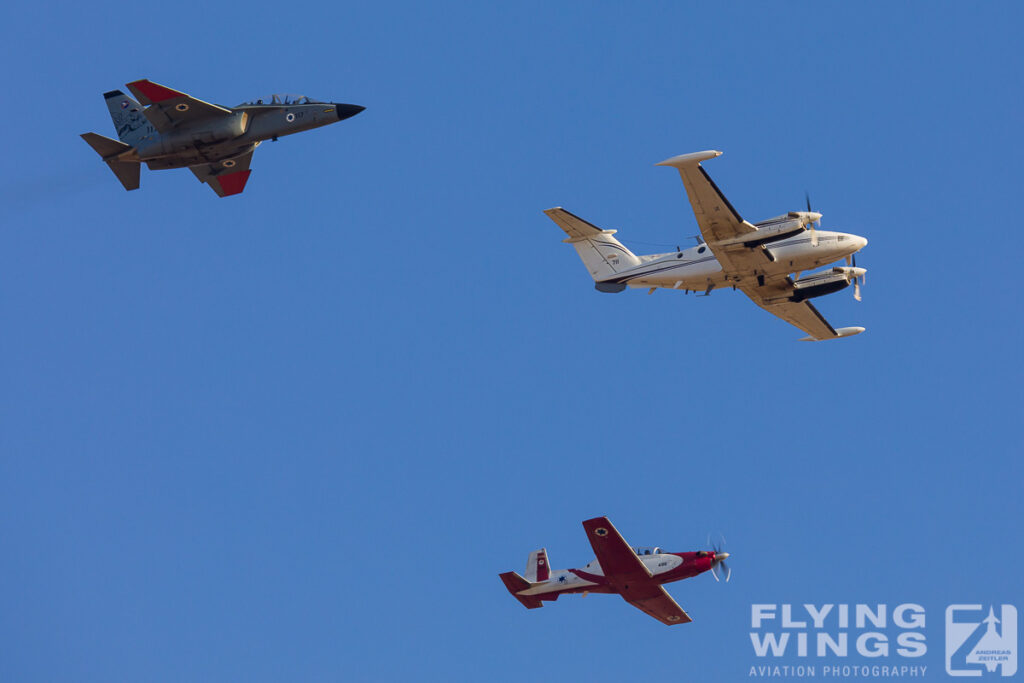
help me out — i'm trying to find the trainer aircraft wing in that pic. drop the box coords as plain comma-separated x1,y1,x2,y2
656,151,773,275
738,278,840,341
582,517,692,625
583,517,651,578
622,583,693,625
189,149,255,197
126,79,233,133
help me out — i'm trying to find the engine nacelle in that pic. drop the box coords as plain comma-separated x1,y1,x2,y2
136,112,249,159
715,218,805,248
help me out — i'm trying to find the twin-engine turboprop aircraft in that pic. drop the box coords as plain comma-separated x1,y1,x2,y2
547,150,868,340
81,80,364,197
500,516,730,625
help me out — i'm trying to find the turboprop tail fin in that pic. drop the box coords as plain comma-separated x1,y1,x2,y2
525,548,550,582
545,207,641,286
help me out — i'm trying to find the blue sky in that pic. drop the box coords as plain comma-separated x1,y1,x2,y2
1,2,1021,680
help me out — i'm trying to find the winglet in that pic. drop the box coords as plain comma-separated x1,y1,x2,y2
655,150,722,167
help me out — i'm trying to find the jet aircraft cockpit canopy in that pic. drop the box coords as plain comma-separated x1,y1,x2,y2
634,546,662,556
237,94,323,106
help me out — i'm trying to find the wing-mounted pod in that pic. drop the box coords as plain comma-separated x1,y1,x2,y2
790,266,866,302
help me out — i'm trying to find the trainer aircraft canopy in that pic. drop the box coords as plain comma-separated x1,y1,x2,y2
237,94,324,106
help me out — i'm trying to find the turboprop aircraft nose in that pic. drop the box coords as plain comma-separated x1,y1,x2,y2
334,103,365,121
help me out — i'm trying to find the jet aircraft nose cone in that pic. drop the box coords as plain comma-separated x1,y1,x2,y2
334,103,365,121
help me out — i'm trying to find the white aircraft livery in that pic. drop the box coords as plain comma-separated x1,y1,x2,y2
547,150,868,340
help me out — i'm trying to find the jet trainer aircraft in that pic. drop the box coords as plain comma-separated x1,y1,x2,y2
81,79,364,197
500,516,730,626
547,151,868,340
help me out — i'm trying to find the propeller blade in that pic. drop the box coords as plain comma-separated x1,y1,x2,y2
854,280,861,302
723,560,731,582
805,192,812,213
810,224,818,247
711,564,720,582
852,252,857,268
845,255,852,267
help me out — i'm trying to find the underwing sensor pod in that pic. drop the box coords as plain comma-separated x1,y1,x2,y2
789,267,867,303
547,150,869,341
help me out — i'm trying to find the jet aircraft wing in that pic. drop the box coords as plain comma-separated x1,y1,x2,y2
189,149,255,197
582,516,692,625
126,79,234,133
738,278,840,341
656,151,773,274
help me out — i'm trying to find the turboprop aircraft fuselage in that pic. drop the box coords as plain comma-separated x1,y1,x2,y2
547,151,870,340
604,229,868,292
500,517,731,624
522,549,723,599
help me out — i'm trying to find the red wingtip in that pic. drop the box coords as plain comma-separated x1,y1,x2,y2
217,169,251,196
127,79,184,103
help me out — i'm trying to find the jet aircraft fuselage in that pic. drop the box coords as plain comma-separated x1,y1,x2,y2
124,98,364,169
82,80,364,196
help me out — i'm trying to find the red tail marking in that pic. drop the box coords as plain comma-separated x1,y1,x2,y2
536,550,550,581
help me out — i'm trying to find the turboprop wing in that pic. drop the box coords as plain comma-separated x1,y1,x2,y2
582,517,692,625
656,151,775,274
738,277,865,341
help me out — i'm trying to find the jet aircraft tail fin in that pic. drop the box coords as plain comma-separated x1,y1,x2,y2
545,207,641,288
499,571,543,609
102,89,149,145
81,133,140,191
525,549,550,582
